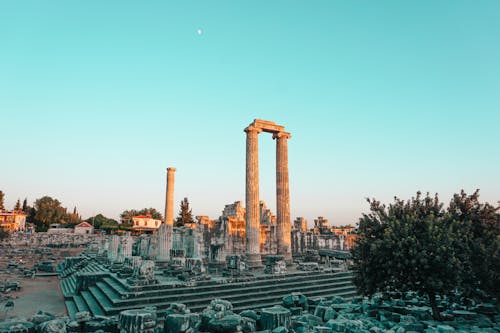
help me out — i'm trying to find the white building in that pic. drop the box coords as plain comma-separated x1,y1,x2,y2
74,221,94,234
132,215,162,233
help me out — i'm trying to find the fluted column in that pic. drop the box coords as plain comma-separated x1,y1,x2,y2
274,131,292,263
158,167,176,262
165,167,176,226
245,125,262,268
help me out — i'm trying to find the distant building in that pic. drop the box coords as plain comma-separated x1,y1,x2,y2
74,221,94,234
47,223,73,234
131,215,162,234
0,210,26,231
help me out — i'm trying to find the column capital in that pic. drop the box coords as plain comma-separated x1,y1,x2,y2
167,167,176,172
273,131,291,140
244,125,263,134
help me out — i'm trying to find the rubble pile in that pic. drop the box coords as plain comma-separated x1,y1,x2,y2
0,292,498,333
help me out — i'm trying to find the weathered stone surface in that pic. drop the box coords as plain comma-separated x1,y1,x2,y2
282,292,308,311
118,309,156,333
75,311,91,323
165,314,190,333
260,306,291,331
39,319,68,333
30,311,56,325
241,316,257,333
271,327,288,333
208,314,242,333
240,310,258,321
0,321,35,333
296,314,323,328
324,308,337,321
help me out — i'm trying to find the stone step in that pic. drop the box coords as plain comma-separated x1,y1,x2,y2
102,271,352,299
222,285,357,311
73,295,90,313
133,271,353,294
108,275,354,308
96,281,121,301
102,277,128,294
103,280,356,315
61,277,77,297
88,286,114,312
230,288,357,313
180,283,356,311
81,290,105,316
65,300,78,320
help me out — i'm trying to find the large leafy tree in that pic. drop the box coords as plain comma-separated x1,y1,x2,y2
86,214,119,231
137,208,162,220
120,208,163,225
352,192,464,320
176,197,194,227
33,196,67,230
120,209,138,225
447,190,500,299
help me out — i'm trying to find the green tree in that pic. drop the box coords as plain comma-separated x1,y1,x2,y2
120,209,138,225
175,197,194,227
120,208,163,225
447,190,500,299
351,192,463,320
137,208,163,220
33,196,67,231
22,198,28,213
0,191,4,210
14,199,21,211
86,214,119,231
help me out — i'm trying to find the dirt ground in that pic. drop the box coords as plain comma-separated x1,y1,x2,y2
0,275,66,319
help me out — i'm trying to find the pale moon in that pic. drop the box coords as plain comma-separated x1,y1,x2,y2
197,29,203,35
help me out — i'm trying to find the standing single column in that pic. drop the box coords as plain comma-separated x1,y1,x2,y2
158,167,176,262
245,125,262,268
274,131,292,264
165,167,176,226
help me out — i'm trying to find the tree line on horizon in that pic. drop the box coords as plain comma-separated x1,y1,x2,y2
0,190,195,233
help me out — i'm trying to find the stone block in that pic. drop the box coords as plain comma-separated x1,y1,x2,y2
324,308,337,321
240,310,258,321
314,326,332,333
282,293,308,311
208,314,242,333
241,316,257,333
296,314,323,328
314,305,330,321
119,309,156,333
260,306,291,330
165,314,190,333
331,296,345,304
39,319,68,333
272,327,288,333
325,319,346,333
436,325,455,333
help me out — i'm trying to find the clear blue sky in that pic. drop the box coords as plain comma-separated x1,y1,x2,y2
1,1,499,226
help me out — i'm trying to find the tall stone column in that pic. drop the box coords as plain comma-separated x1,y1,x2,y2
274,131,292,263
165,167,176,226
245,125,262,268
158,167,176,262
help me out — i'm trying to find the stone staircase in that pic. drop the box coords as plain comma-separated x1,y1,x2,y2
61,267,357,320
